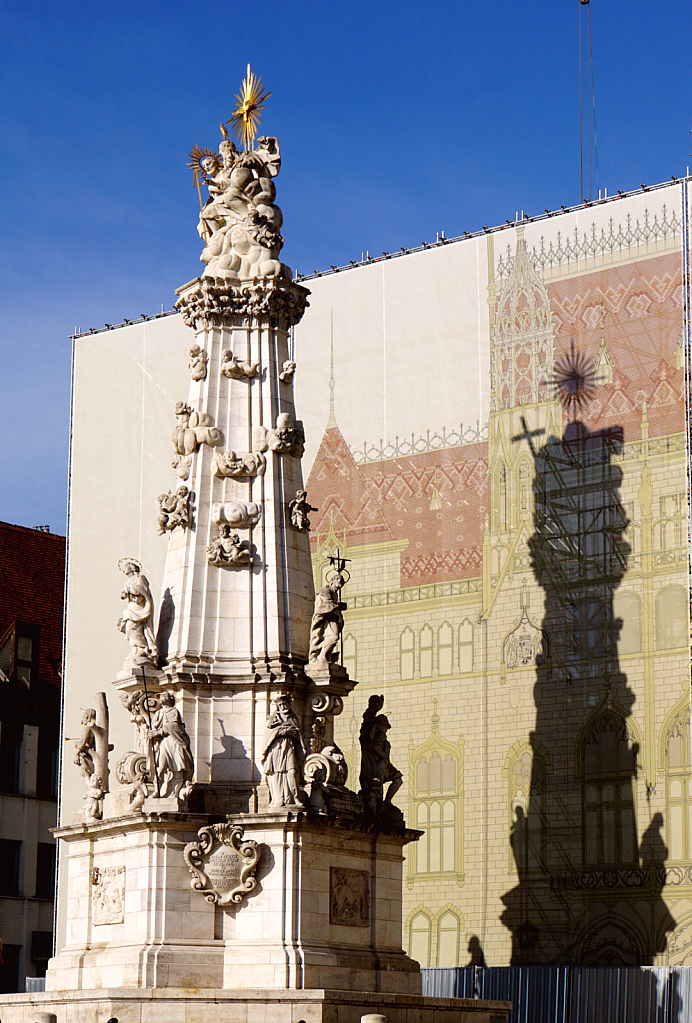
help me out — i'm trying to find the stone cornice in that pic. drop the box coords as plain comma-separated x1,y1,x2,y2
175,275,310,330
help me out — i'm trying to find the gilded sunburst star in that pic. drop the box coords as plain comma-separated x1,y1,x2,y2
227,64,271,150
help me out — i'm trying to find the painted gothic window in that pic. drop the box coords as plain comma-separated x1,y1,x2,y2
342,633,357,679
436,909,463,967
458,620,473,673
400,627,415,680
655,586,688,651
613,591,642,655
505,741,548,873
408,910,432,967
438,621,454,675
665,708,692,861
581,710,637,865
420,624,434,678
409,705,463,883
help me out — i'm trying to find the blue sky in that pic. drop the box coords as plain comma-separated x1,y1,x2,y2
1,0,690,532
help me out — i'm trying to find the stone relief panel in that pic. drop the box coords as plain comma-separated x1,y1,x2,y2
184,823,260,906
92,865,125,925
329,867,370,927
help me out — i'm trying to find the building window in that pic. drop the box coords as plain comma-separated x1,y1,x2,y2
408,910,432,967
0,622,40,687
0,722,23,794
438,622,453,675
36,734,59,800
409,704,463,883
505,740,548,873
656,586,688,651
342,633,357,679
0,944,21,994
665,708,692,861
400,628,415,680
35,843,56,900
437,909,462,967
581,710,637,865
613,591,642,655
458,620,473,673
420,625,433,678
31,931,53,979
0,839,22,896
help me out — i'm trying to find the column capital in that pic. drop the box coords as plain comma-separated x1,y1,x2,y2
175,275,310,331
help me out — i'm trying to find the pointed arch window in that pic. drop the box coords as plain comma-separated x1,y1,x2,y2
458,620,473,674
342,633,357,679
400,627,415,680
580,710,637,865
504,741,548,874
409,706,464,884
494,461,508,531
613,591,641,655
420,625,433,678
438,622,453,675
518,459,531,522
655,586,688,651
408,910,432,967
437,909,462,967
664,707,692,861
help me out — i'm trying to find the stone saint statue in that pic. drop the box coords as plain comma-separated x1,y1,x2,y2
308,572,346,666
197,132,290,281
117,559,158,676
359,696,403,817
261,694,307,808
288,490,317,532
72,691,110,820
148,691,194,803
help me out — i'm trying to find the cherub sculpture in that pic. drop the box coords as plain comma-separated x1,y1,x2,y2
157,486,192,534
171,401,223,480
255,412,305,459
279,360,296,383
288,490,317,532
188,344,208,381
116,559,158,675
220,348,260,380
84,774,104,822
207,522,253,567
211,449,266,480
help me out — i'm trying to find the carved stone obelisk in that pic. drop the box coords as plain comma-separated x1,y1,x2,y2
7,73,509,1023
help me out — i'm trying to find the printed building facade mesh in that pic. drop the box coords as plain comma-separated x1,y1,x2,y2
299,182,692,967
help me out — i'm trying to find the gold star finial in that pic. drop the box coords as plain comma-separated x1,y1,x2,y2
227,63,271,151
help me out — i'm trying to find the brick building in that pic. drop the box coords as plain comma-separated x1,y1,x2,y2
0,522,64,991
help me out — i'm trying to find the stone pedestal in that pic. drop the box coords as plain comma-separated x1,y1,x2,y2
45,810,421,995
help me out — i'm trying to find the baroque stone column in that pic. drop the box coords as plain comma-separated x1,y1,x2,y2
168,274,313,681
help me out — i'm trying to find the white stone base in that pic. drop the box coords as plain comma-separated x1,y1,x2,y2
46,809,426,994
0,987,511,1023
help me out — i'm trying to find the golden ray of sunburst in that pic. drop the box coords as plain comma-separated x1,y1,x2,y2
226,63,271,150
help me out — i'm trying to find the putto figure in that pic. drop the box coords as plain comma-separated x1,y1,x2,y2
279,359,296,383
188,344,208,381
255,412,305,459
116,559,158,676
171,401,223,480
157,486,192,534
207,522,253,567
308,572,346,666
221,348,260,380
211,448,266,480
261,693,306,808
288,490,317,532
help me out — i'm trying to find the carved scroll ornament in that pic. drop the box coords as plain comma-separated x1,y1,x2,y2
184,823,260,906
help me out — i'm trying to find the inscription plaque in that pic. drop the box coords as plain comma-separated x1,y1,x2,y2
329,866,370,926
184,823,260,906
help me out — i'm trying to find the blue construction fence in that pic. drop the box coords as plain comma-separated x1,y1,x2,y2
422,966,692,1023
